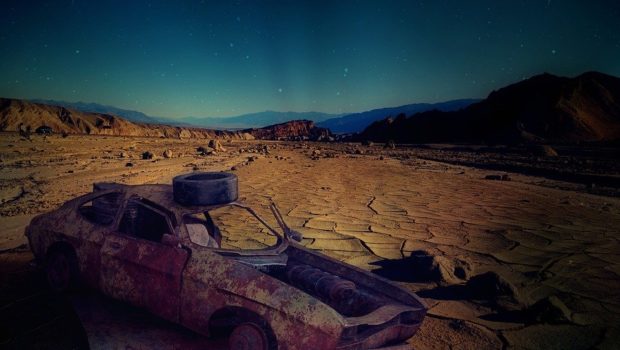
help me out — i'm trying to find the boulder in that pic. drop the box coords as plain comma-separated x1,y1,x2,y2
409,250,472,285
197,146,215,156
464,271,518,302
208,139,226,152
526,295,573,324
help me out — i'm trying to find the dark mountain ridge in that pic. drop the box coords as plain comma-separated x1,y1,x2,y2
317,99,479,133
359,72,620,145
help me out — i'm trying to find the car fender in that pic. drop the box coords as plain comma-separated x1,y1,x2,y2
180,249,344,347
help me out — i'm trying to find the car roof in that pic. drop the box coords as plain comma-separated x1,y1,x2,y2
95,183,231,223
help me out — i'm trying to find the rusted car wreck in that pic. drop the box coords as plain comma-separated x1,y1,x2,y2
26,172,427,349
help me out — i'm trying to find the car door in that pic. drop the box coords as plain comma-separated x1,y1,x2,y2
100,197,189,322
72,189,125,289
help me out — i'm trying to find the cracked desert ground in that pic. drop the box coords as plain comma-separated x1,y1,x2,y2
1,133,619,349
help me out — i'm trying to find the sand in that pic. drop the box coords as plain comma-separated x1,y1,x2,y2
1,133,619,349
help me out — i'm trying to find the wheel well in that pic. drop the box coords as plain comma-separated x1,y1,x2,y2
208,306,276,342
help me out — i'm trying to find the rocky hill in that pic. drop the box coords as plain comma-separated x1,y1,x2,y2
243,120,331,141
0,98,255,139
359,72,620,145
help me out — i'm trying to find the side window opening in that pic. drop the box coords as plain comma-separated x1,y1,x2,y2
118,199,172,243
184,213,222,248
79,192,123,226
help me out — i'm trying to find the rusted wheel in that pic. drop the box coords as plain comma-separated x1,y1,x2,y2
45,248,78,292
228,322,269,350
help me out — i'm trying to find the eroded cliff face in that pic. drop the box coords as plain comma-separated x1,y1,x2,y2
0,98,254,140
244,119,331,141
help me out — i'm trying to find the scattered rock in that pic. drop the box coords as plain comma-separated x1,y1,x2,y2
409,250,472,285
197,146,215,155
379,156,384,160
526,295,573,324
208,139,226,152
163,149,173,158
362,140,374,146
464,271,517,302
485,174,511,181
355,149,364,155
529,144,559,157
385,140,396,149
312,149,321,156
119,152,128,158
141,151,154,160
230,166,238,171
125,162,133,167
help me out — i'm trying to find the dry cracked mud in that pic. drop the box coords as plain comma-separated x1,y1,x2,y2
1,133,619,349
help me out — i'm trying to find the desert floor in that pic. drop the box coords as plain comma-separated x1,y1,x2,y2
1,133,619,349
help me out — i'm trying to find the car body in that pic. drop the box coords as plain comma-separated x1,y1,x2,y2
26,182,427,349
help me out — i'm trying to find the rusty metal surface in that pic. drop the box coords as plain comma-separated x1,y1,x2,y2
26,182,427,349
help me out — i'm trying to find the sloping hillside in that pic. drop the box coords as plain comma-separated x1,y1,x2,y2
359,72,620,145
0,98,253,139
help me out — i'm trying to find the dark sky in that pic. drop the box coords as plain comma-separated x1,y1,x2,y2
1,1,619,118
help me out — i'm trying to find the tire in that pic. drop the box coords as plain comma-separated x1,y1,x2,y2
229,322,275,350
173,172,238,206
45,248,79,293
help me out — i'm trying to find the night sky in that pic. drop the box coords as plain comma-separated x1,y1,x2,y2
1,1,619,118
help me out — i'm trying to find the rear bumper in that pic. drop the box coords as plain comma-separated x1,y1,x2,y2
336,303,425,350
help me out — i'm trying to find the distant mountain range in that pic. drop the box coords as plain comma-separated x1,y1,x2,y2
1,98,249,139
0,98,330,141
317,99,479,133
29,99,179,125
28,98,479,133
20,71,619,145
359,71,620,145
179,111,342,129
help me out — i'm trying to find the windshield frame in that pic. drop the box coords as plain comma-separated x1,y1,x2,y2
182,202,289,256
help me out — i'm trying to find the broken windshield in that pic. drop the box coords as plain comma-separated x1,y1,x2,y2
184,204,281,250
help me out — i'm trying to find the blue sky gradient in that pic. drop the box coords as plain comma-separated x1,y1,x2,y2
1,0,619,118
